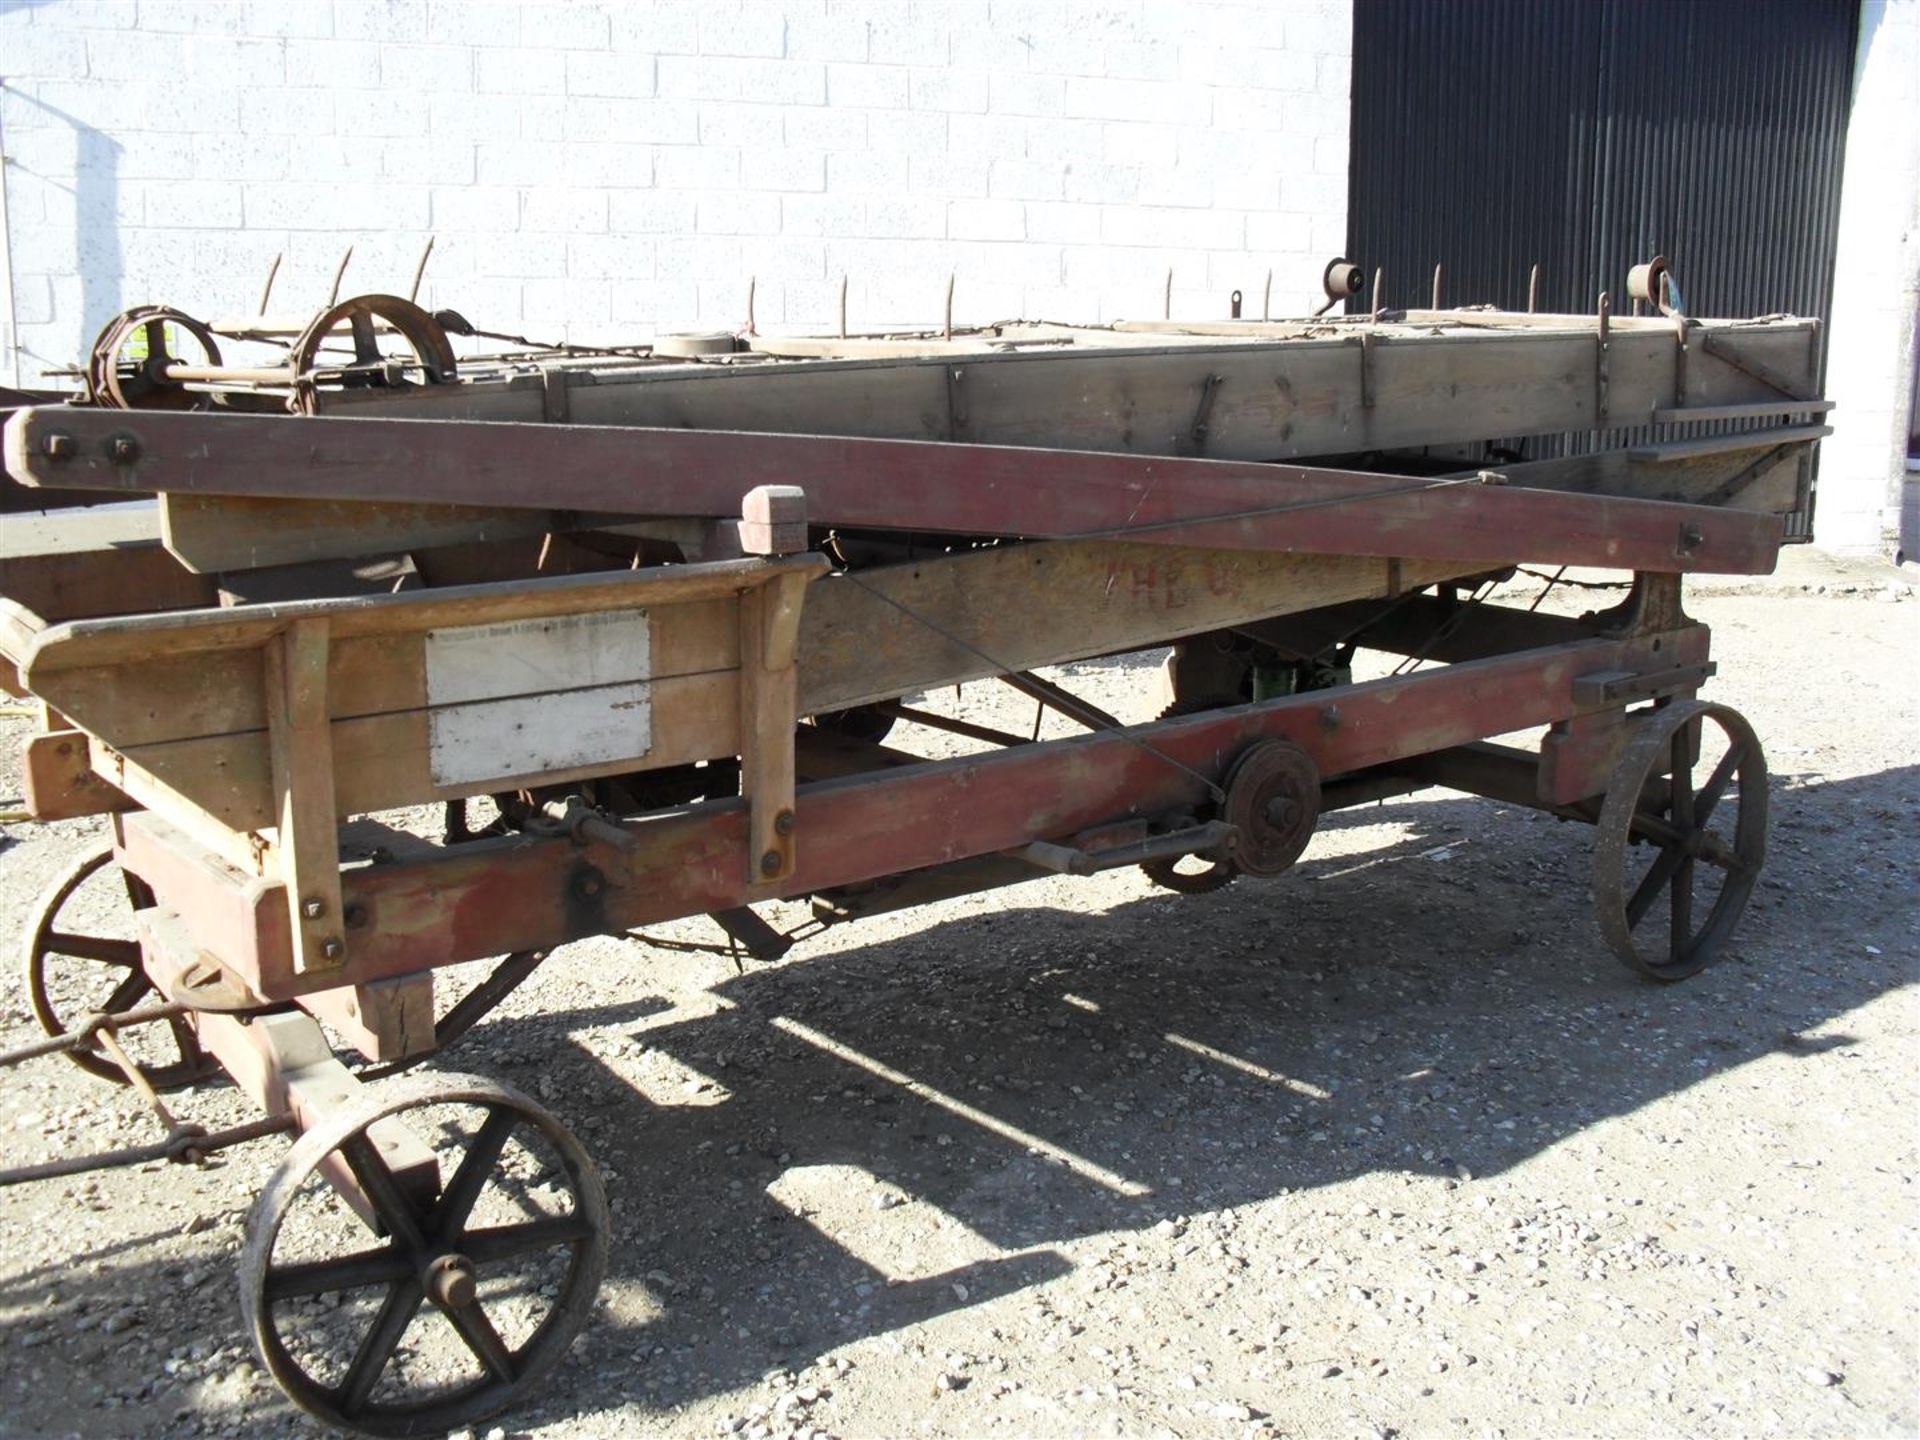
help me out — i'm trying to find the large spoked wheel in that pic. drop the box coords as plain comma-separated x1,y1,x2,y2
22,842,214,1088
241,1073,609,1438
1593,699,1768,982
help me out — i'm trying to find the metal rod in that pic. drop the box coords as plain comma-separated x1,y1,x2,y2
998,670,1122,731
0,1115,293,1189
1263,269,1272,321
1372,266,1385,320
1431,263,1443,310
1527,264,1540,314
838,274,848,339
873,700,1033,748
1164,267,1173,320
258,252,283,316
745,275,756,335
408,234,436,304
0,1001,191,1069
943,273,954,341
327,245,354,306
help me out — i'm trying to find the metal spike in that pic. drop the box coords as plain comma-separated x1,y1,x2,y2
408,235,436,304
327,245,354,306
257,252,282,316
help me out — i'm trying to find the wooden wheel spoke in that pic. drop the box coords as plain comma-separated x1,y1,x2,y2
43,932,141,966
341,1134,429,1251
264,1246,412,1302
335,1278,424,1418
431,1109,517,1243
462,1214,594,1266
444,1299,517,1382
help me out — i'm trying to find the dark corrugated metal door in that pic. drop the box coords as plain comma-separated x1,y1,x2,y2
1347,0,1858,535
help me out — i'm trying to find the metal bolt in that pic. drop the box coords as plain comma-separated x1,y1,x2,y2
1679,523,1704,551
42,432,75,459
343,902,368,929
108,435,140,464
1265,797,1299,829
773,809,796,837
320,938,344,961
1319,704,1342,730
760,849,783,876
573,870,605,900
300,895,326,920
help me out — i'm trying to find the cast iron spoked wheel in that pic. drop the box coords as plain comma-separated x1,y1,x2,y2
1592,699,1768,982
288,294,459,415
85,304,225,410
22,841,214,1088
242,1073,609,1438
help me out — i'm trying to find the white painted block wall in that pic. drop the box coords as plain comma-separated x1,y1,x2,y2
0,0,1352,381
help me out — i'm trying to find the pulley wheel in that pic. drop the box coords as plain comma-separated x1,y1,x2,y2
1593,699,1767,982
1220,738,1320,878
85,305,224,411
241,1072,609,1437
289,293,458,415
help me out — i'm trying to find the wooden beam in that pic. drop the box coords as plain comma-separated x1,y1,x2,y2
7,408,1787,575
265,617,346,973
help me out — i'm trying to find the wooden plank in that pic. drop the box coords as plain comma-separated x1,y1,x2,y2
101,666,742,831
162,492,626,573
21,728,135,819
299,974,437,1063
265,617,346,974
799,544,1486,714
19,552,825,674
739,571,806,886
0,538,217,624
8,409,1787,576
24,596,738,750
1443,445,1806,514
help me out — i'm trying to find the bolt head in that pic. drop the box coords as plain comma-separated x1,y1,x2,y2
108,435,140,463
42,432,75,459
320,938,344,961
300,896,326,920
760,848,783,876
773,809,796,837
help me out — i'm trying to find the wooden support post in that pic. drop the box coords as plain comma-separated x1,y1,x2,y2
739,484,808,556
300,974,438,1063
264,616,346,972
739,568,808,888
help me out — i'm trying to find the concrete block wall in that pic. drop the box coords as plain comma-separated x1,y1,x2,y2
0,0,1352,379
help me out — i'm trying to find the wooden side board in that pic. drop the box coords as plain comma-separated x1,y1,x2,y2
299,316,1823,461
20,540,1480,836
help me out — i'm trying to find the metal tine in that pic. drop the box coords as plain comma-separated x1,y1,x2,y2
327,245,355,306
258,252,282,316
409,235,436,305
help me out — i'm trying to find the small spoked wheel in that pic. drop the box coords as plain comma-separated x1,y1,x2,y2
1593,699,1768,982
242,1073,609,1437
22,842,213,1088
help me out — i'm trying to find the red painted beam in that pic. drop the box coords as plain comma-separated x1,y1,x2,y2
6,407,1781,574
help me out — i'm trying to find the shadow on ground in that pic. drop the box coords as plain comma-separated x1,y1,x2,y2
5,762,1915,1432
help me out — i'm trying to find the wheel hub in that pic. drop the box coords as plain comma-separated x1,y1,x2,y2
423,1251,478,1309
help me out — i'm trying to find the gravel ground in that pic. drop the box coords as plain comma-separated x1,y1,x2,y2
0,576,1914,1440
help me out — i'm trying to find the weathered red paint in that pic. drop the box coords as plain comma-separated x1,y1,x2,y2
8,407,1782,575
123,626,1706,1001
